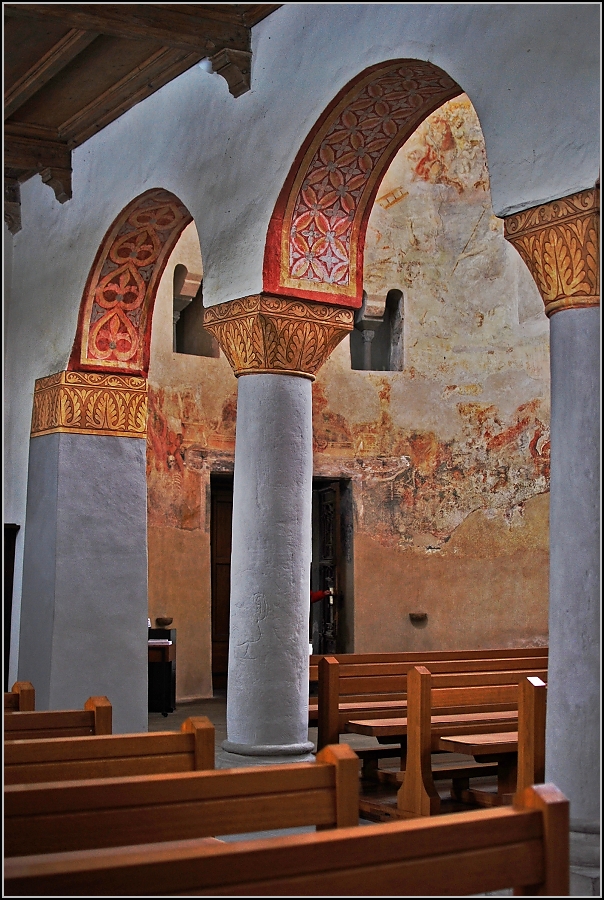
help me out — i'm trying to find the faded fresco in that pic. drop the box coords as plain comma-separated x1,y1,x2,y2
315,94,550,652
146,95,549,700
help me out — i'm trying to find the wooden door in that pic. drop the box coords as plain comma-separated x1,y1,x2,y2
210,479,233,690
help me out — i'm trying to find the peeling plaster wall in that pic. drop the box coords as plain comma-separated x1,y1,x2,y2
147,98,549,699
314,95,550,650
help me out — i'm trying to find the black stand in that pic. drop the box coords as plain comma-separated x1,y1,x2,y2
148,627,176,715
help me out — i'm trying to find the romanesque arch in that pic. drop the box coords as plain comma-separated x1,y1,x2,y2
69,188,193,377
263,59,462,309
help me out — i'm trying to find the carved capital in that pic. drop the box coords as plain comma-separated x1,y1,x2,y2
31,370,148,438
504,187,599,317
203,294,355,380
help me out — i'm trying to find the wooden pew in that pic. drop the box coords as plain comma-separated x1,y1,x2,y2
4,681,35,711
316,654,547,750
4,696,112,740
362,667,546,818
309,645,548,685
4,743,359,857
4,716,215,784
438,673,548,808
4,783,570,896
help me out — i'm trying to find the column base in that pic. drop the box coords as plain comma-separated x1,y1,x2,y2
222,739,315,758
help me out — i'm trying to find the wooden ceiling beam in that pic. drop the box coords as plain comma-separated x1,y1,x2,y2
4,28,100,120
5,4,251,55
4,130,72,203
55,48,205,146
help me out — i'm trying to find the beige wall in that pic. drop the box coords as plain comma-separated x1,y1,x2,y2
147,96,549,700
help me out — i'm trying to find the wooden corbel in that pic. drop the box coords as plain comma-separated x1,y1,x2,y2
210,48,252,97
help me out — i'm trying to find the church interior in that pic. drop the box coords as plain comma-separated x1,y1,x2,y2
3,3,600,896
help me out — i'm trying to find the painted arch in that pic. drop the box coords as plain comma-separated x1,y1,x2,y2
69,188,193,377
263,59,462,309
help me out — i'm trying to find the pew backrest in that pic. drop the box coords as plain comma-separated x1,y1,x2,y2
309,646,548,683
4,696,112,740
316,655,548,748
4,716,215,784
3,783,570,896
397,667,547,817
4,743,360,857
4,681,35,712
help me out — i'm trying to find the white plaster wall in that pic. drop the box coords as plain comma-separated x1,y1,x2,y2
4,3,599,672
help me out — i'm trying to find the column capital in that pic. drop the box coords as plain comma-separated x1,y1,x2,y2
203,293,354,380
31,370,148,438
504,187,599,318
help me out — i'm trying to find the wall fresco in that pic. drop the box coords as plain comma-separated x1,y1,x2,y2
312,93,550,650
146,95,550,699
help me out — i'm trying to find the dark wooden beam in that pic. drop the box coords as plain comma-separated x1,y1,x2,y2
4,28,100,120
55,48,205,146
5,4,251,55
4,129,72,203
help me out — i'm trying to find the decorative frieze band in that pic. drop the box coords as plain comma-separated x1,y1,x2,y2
203,294,355,380
31,371,148,438
504,187,599,317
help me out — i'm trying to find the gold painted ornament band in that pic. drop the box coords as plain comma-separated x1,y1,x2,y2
31,371,148,438
203,294,354,379
504,187,599,318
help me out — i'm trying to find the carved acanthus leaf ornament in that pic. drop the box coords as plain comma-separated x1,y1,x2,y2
504,187,599,317
31,371,148,438
203,294,354,380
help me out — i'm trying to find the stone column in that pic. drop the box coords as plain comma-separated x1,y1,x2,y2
505,187,600,895
18,371,149,734
204,294,353,757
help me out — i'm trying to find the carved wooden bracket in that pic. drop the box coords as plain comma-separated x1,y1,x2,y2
210,48,252,97
4,176,22,235
39,167,72,204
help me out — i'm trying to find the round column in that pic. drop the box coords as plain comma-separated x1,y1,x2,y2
547,306,600,883
204,293,354,759
223,373,314,756
505,187,600,893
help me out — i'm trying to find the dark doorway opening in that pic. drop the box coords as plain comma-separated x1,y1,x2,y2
210,475,233,692
310,479,352,655
4,523,20,691
209,475,353,692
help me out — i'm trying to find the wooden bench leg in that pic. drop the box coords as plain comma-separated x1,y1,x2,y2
397,667,440,817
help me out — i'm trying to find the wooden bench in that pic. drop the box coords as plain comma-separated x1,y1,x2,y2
438,673,547,808
4,681,35,711
316,654,547,751
350,668,547,819
4,783,570,896
4,743,359,857
4,696,112,740
309,645,548,685
4,716,215,784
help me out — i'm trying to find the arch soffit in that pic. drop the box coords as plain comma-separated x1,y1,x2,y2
68,188,193,378
263,59,462,310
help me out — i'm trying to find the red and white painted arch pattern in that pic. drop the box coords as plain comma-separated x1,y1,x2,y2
264,60,461,308
70,188,192,377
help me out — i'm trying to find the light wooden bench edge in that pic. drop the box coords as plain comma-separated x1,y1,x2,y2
3,783,569,896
